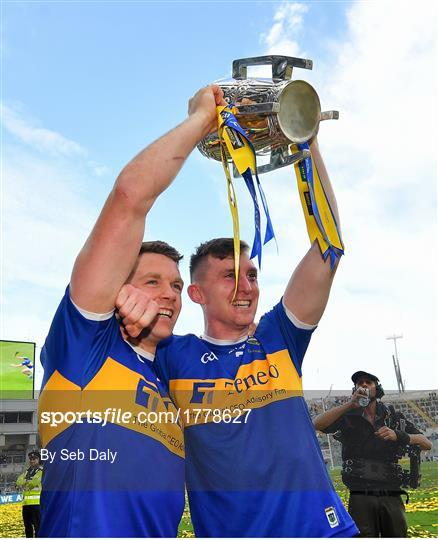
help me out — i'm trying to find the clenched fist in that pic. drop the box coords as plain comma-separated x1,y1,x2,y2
115,284,160,338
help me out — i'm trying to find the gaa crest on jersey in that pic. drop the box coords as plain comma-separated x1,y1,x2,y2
325,506,339,528
200,351,218,364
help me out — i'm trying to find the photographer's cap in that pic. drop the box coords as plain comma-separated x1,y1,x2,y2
351,371,379,384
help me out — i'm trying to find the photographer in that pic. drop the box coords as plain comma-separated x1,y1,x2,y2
314,371,432,537
16,451,43,537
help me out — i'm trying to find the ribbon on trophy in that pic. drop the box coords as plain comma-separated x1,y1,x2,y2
292,141,344,268
216,105,276,298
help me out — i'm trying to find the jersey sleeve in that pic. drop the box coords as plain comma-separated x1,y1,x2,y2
255,299,316,377
40,285,119,388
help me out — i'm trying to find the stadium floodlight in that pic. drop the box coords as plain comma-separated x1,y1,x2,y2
386,334,405,393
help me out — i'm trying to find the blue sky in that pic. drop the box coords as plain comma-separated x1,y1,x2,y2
2,0,437,392
2,1,347,164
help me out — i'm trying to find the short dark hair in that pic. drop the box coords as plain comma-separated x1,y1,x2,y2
139,241,183,264
190,238,249,281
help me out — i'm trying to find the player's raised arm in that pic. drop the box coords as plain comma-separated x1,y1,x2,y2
283,138,341,325
70,85,225,313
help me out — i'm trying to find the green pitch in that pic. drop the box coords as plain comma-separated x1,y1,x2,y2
0,340,35,400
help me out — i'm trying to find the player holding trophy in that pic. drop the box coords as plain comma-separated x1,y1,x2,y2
117,56,358,537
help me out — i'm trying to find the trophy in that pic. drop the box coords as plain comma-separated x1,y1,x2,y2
197,55,343,287
198,55,339,174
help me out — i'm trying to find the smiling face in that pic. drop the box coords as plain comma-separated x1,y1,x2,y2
127,252,183,348
189,252,259,339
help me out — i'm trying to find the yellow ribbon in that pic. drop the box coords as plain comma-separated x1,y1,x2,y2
216,105,257,299
292,143,344,261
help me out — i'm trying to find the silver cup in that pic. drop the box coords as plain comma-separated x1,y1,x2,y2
198,55,338,175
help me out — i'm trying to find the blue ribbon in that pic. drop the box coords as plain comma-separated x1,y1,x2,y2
242,170,262,267
221,108,276,268
255,172,275,246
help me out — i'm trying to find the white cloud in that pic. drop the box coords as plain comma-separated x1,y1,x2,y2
2,142,101,291
1,104,85,156
262,2,307,50
253,0,437,390
1,107,111,382
254,2,309,77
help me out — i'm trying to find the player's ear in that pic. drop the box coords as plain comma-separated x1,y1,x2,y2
188,283,205,305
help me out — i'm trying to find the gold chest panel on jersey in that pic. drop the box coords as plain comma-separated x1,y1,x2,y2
169,349,303,426
39,357,184,457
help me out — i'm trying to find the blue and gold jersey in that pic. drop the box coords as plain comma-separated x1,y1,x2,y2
38,287,184,537
156,301,358,537
20,358,32,368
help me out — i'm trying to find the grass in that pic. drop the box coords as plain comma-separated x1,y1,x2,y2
0,341,35,400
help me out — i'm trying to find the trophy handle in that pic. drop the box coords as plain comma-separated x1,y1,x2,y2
235,103,280,115
321,110,339,121
232,55,313,81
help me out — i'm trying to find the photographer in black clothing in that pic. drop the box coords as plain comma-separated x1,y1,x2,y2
314,371,432,537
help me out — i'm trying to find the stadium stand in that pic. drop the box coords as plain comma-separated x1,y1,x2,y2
0,400,39,494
